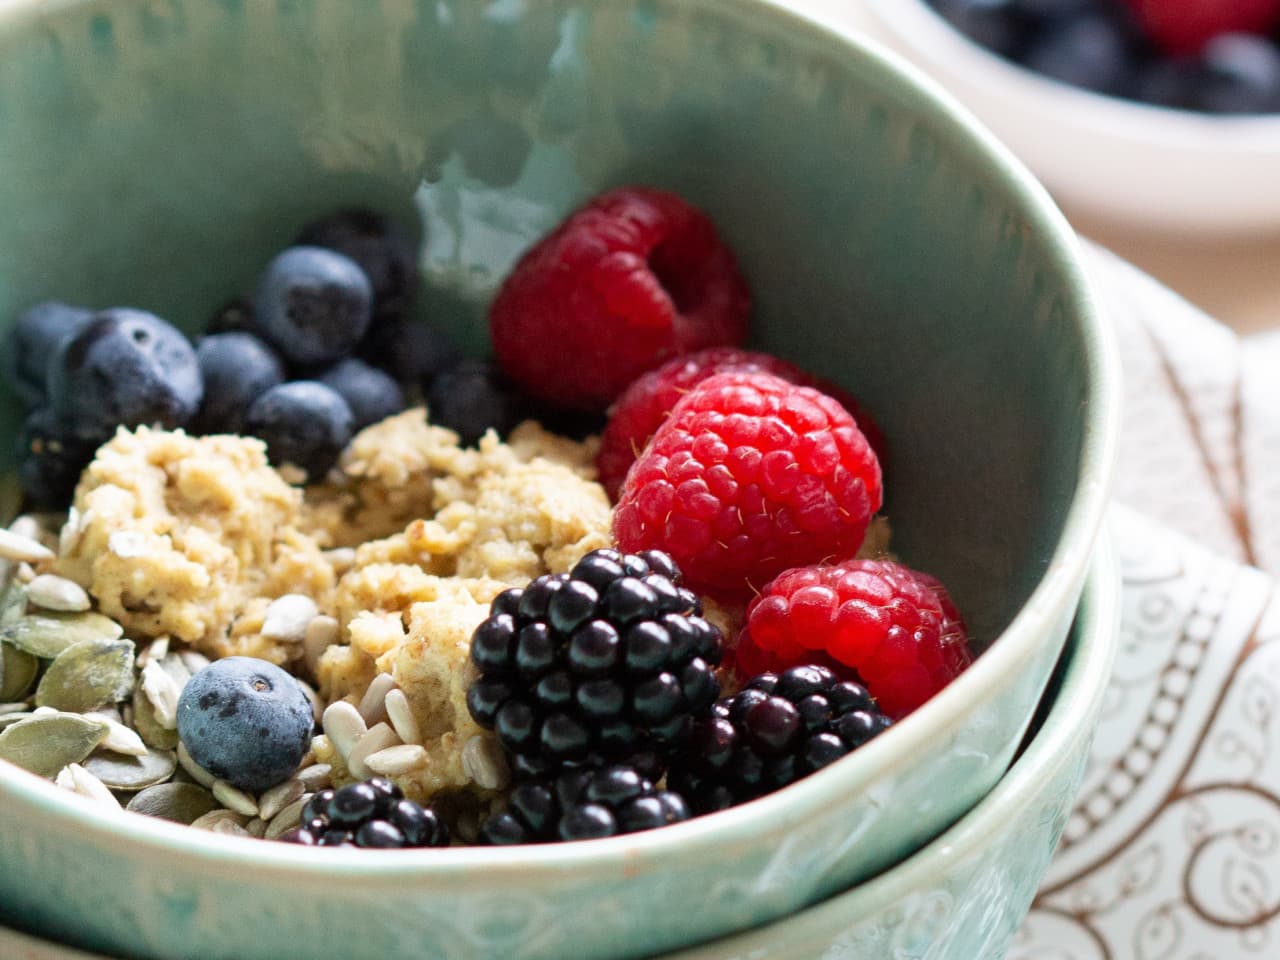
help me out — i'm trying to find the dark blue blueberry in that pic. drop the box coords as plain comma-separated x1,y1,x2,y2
931,0,1031,58
15,407,97,509
1196,34,1280,114
1020,11,1141,96
243,381,354,481
251,246,373,365
296,209,419,323
425,359,524,446
316,356,406,431
357,315,461,387
176,656,314,794
192,332,285,434
46,308,202,445
2,302,94,408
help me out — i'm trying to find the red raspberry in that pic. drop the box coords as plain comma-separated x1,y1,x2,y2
734,559,972,719
1126,0,1280,55
612,371,882,601
597,347,889,501
489,187,750,411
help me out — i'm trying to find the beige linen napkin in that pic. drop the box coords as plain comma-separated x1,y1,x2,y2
1010,244,1280,958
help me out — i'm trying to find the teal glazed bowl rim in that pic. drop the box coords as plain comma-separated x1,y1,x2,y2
664,533,1121,958
0,0,1121,893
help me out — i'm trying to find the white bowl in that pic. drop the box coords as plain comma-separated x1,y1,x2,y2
861,0,1280,235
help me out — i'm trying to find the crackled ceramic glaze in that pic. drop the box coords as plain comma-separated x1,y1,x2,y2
0,1,1118,959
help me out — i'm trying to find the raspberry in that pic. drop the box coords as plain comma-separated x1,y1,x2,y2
1126,0,1280,55
612,371,882,601
734,559,972,719
597,347,888,501
668,665,891,814
489,187,750,411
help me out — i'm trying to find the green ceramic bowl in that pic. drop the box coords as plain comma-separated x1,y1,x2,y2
0,1,1120,959
661,538,1119,960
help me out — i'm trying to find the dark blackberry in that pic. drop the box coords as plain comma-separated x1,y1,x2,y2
466,548,723,779
668,665,892,814
479,764,690,844
283,777,449,848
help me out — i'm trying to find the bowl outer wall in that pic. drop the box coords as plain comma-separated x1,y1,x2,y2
661,532,1121,960
0,1,1121,959
861,0,1280,235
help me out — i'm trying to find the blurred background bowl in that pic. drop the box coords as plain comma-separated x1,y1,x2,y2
0,1,1118,958
862,0,1280,234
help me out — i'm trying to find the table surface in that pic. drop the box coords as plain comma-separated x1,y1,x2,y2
795,0,1280,338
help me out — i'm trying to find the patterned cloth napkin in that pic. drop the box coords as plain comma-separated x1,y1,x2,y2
1010,244,1280,959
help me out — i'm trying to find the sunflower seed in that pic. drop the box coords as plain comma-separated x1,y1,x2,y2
84,746,177,791
35,636,135,713
179,650,210,675
211,818,253,838
363,744,428,777
296,678,323,724
260,595,318,644
461,734,510,791
303,615,339,674
0,524,53,564
25,575,91,613
264,794,311,839
176,741,217,788
244,817,268,838
0,712,33,731
358,673,397,727
0,712,109,777
15,563,34,584
0,641,39,701
84,713,149,757
258,778,305,821
157,650,192,689
294,763,332,792
191,809,249,831
383,688,420,745
321,701,367,761
140,659,181,730
58,507,84,557
0,611,123,659
346,722,400,780
212,779,259,817
0,702,31,714
61,762,124,808
127,782,220,824
132,683,179,750
135,636,169,671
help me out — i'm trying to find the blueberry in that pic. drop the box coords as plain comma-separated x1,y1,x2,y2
243,381,354,481
296,209,419,323
2,302,94,408
357,315,460,387
15,407,97,509
45,308,202,445
1196,34,1280,114
316,357,406,431
192,332,285,435
931,0,1031,58
1020,11,1140,96
251,246,373,366
425,359,525,446
176,656,314,793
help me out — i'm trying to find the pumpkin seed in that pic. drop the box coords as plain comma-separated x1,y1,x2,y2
131,682,179,750
0,642,39,701
26,575,91,613
0,712,109,777
212,818,253,838
191,809,248,831
84,746,177,791
35,636,135,713
126,782,219,824
0,579,26,626
0,611,123,659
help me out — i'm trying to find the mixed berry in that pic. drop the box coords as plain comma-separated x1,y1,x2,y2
929,0,1280,113
2,184,977,848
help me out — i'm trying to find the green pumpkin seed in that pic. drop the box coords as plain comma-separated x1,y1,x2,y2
84,747,177,792
0,611,123,659
131,683,179,750
0,642,40,701
0,713,109,777
0,580,27,626
35,636,135,712
126,782,220,824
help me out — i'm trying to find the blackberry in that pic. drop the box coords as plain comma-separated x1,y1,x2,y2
479,764,690,844
284,778,449,848
668,665,892,814
466,548,723,779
